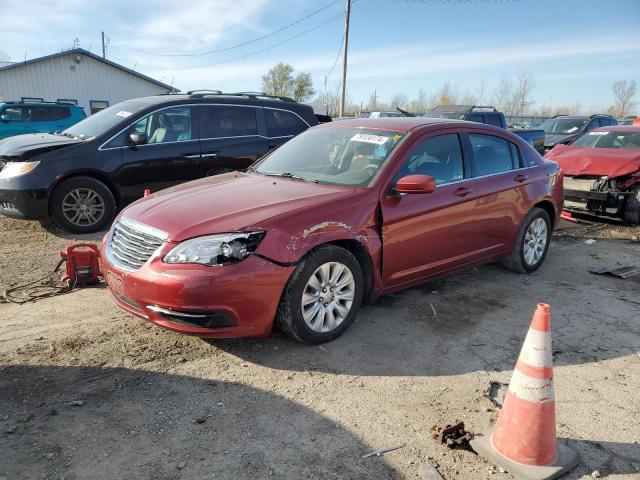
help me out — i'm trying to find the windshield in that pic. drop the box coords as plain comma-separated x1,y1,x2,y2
572,130,640,150
254,127,405,186
62,101,149,140
539,118,588,135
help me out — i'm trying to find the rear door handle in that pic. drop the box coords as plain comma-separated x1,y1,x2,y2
182,154,201,159
201,153,218,158
515,174,530,183
453,187,474,197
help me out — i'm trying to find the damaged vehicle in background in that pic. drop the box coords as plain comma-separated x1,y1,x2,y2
539,114,617,154
101,117,563,344
545,126,640,224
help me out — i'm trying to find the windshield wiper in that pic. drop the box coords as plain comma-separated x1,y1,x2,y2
260,171,319,183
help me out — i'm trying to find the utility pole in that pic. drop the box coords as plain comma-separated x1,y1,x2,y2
101,32,106,59
338,0,351,118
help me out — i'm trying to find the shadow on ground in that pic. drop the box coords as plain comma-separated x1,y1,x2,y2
0,365,398,480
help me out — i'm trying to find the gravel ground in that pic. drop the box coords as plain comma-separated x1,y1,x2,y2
0,215,639,480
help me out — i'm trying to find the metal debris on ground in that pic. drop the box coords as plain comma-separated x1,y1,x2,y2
585,239,597,245
361,444,405,459
590,265,640,279
430,422,473,449
429,303,437,317
483,381,508,409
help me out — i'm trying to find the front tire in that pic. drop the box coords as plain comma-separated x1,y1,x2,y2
502,207,552,273
623,187,640,225
50,176,116,234
276,245,364,344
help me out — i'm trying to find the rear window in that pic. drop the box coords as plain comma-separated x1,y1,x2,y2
572,131,640,150
265,109,308,137
469,134,520,176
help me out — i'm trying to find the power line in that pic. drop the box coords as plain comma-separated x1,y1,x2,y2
108,0,340,57
373,0,524,3
108,13,344,71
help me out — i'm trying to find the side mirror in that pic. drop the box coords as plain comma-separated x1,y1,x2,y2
396,174,436,194
129,132,148,145
0,114,10,122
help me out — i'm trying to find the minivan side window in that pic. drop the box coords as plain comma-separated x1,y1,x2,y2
30,106,71,121
396,134,464,185
201,106,258,138
587,118,600,130
265,109,308,137
2,107,23,121
132,107,193,144
468,134,520,177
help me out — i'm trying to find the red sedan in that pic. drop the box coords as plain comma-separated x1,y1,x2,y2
101,118,563,343
545,126,640,224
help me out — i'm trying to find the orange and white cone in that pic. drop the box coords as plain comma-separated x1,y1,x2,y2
470,304,579,480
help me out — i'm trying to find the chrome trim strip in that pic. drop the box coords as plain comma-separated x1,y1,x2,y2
119,216,169,241
147,305,209,319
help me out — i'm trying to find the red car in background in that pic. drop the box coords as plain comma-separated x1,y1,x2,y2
101,118,563,344
545,126,640,224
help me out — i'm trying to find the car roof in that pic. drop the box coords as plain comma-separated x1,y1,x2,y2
316,117,465,132
124,94,312,110
592,125,640,133
554,114,612,119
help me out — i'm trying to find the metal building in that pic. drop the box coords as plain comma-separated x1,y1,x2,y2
0,48,176,114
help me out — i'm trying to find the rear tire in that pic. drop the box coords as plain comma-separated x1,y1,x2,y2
51,176,116,234
623,187,640,225
276,245,364,344
502,207,552,273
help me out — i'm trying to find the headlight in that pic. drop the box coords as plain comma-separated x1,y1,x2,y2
164,232,265,266
0,161,40,180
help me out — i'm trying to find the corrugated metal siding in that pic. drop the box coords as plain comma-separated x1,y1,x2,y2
0,52,171,114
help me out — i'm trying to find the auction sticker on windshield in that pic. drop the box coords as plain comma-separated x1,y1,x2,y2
351,133,389,145
116,111,132,118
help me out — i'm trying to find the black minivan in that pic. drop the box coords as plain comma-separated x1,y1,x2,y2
0,91,319,233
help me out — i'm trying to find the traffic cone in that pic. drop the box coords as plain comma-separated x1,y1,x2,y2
470,304,579,480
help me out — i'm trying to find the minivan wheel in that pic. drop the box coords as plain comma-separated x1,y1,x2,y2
51,176,116,234
276,245,363,344
623,187,640,225
502,207,552,274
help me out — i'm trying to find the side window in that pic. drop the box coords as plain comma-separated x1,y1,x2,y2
2,107,23,121
30,106,70,121
396,134,464,185
467,114,484,124
265,109,308,137
468,134,518,177
599,118,611,127
134,107,193,144
587,118,599,130
201,106,257,138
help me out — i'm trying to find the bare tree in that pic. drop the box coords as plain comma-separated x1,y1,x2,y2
611,80,637,118
475,79,488,105
434,81,459,105
460,91,479,106
0,50,11,62
367,91,378,111
511,71,536,115
492,75,514,114
390,93,408,109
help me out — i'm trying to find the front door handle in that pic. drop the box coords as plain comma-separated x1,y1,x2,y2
201,153,218,158
182,154,201,159
515,174,530,183
453,187,474,197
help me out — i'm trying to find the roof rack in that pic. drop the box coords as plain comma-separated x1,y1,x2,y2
4,100,78,106
430,105,497,114
467,105,497,113
187,90,297,102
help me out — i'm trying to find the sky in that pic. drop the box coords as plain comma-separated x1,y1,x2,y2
1,0,639,112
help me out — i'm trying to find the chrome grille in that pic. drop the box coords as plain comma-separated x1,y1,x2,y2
107,217,168,271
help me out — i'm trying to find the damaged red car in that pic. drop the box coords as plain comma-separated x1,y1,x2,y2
545,126,640,224
101,118,563,344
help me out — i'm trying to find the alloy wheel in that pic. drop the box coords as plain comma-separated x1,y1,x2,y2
523,218,547,266
301,261,355,333
61,188,105,227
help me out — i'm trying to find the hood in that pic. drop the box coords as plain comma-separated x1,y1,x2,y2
544,133,574,147
546,144,640,177
121,172,357,241
0,133,83,160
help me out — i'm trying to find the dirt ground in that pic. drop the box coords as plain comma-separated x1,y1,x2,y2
0,215,639,480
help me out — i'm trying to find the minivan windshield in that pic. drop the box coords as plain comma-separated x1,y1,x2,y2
254,127,405,186
539,118,589,135
572,130,640,150
62,101,148,140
